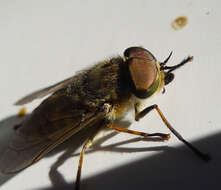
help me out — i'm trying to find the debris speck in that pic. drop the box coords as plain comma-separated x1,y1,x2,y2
206,11,210,15
172,16,188,30
18,107,27,117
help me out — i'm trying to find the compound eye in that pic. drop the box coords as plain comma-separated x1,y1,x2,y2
128,57,157,91
124,47,156,61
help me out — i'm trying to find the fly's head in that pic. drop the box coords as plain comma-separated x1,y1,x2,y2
124,46,193,98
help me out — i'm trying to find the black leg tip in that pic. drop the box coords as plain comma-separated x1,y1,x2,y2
202,153,211,162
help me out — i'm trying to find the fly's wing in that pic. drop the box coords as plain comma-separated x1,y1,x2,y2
0,90,105,173
14,76,77,105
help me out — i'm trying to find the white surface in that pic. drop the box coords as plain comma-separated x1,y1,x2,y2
0,0,221,190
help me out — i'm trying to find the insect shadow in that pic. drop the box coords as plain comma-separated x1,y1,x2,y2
0,115,169,188
0,114,29,185
31,132,220,190
48,120,170,187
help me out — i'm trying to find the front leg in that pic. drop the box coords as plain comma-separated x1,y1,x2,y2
134,103,211,161
135,103,156,121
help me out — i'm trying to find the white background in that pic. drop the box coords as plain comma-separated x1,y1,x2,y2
0,0,221,190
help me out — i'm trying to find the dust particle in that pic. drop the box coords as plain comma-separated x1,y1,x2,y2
172,16,188,30
18,107,27,117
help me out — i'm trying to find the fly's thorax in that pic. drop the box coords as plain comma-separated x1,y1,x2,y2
67,56,132,111
84,57,124,96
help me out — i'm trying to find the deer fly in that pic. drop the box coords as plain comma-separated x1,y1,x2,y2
0,47,210,190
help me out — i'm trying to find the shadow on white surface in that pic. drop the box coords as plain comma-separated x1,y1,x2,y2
0,116,168,188
0,113,93,186
0,114,219,190
34,132,219,190
48,129,169,187
0,115,27,184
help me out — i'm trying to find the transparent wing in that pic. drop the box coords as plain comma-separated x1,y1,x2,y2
0,91,105,173
15,76,75,105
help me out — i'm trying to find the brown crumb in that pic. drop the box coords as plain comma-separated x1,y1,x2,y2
18,107,27,117
172,16,188,30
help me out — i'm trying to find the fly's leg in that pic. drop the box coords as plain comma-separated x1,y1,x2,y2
75,139,90,190
107,125,170,141
135,103,211,161
75,128,102,190
76,123,170,190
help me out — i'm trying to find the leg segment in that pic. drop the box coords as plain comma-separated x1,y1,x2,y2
75,128,101,190
75,139,91,190
107,125,170,140
135,104,210,161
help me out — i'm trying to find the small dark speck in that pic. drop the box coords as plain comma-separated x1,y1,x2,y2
208,121,212,124
206,11,210,15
